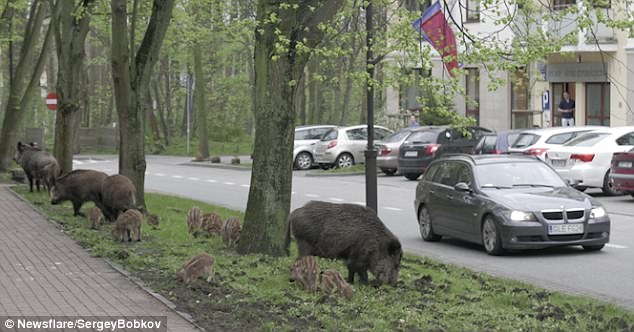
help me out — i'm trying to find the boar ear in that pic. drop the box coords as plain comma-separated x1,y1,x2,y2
16,141,23,151
387,240,401,255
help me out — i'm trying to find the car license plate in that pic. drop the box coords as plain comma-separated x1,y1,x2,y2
404,151,418,157
551,159,567,167
618,161,633,168
548,223,584,235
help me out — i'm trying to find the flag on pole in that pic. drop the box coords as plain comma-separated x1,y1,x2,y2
413,1,459,77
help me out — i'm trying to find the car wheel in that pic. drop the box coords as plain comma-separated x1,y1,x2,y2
404,173,421,181
482,216,505,256
582,244,605,251
319,163,331,170
574,186,587,192
381,168,397,176
335,153,354,168
631,193,634,199
294,152,313,170
418,206,441,242
602,169,623,196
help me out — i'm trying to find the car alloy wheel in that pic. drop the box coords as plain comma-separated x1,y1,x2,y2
294,152,313,170
336,153,354,168
404,173,421,181
418,206,441,241
602,169,623,196
482,216,504,255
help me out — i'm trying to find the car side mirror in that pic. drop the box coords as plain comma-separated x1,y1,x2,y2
454,182,472,192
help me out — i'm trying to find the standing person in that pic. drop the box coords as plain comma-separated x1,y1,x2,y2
409,115,419,128
558,91,575,126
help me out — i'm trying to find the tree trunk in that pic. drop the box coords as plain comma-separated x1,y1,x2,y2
111,0,176,208
146,87,161,152
193,44,209,158
53,0,94,174
0,1,51,171
153,80,169,146
238,0,344,256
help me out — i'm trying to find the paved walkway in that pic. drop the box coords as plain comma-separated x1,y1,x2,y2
0,185,199,331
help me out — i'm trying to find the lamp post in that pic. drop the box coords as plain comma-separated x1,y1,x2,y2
364,0,378,212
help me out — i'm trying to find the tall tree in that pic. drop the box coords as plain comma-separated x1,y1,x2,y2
0,0,52,171
193,43,209,158
237,0,344,256
111,0,176,207
52,0,95,174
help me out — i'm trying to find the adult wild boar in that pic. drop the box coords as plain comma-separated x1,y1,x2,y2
289,201,402,285
14,142,60,192
100,174,136,222
50,169,108,216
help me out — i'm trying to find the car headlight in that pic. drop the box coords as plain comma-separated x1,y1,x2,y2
509,211,536,222
589,206,607,221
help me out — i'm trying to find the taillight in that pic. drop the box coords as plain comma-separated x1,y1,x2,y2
493,150,502,154
425,144,440,155
327,140,337,149
379,147,392,156
571,154,595,162
524,148,548,156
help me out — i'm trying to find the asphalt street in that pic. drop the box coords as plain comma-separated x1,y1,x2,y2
77,155,634,309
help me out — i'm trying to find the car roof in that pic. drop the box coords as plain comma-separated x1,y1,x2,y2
339,124,390,130
295,125,337,130
435,153,541,165
517,125,607,135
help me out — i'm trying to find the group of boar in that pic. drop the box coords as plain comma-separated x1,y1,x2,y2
186,207,241,246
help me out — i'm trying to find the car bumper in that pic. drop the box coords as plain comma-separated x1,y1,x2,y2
377,155,398,169
555,164,604,188
498,218,610,250
611,173,634,192
314,151,337,164
398,157,434,174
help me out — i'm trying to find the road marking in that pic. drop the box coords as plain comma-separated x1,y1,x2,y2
292,191,296,195
172,175,183,179
353,202,365,205
155,173,166,177
329,197,344,202
206,179,217,183
305,194,320,198
240,184,250,188
224,182,235,185
605,244,628,249
384,207,402,211
73,160,84,165
88,160,98,164
187,177,200,181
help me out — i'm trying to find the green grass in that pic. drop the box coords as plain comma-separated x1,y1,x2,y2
318,164,366,174
13,186,634,331
160,137,253,157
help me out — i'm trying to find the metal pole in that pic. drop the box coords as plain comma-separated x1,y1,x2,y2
364,0,378,212
186,74,192,155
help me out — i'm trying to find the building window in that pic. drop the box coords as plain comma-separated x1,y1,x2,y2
465,68,479,124
405,0,432,12
589,0,611,8
586,83,610,126
552,0,576,10
552,82,575,126
400,68,431,111
466,0,480,22
511,67,532,128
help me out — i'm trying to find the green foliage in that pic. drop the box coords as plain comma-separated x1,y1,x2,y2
14,186,634,331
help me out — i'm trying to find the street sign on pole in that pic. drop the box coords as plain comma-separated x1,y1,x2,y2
542,90,550,111
45,92,57,110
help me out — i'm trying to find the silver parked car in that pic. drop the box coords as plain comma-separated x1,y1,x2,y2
293,125,337,170
376,129,416,175
314,125,393,168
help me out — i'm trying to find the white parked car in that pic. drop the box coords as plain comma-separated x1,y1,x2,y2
314,125,393,168
293,125,337,170
545,126,634,195
508,126,605,160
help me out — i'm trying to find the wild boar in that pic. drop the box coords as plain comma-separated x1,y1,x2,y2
201,212,223,237
50,169,108,216
320,269,354,300
111,209,143,242
177,253,215,283
14,142,60,192
289,201,402,285
147,213,160,229
289,256,320,292
101,174,136,222
187,207,202,235
88,206,104,230
222,216,241,247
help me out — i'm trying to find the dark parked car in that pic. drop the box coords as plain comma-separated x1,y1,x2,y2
414,154,610,255
472,130,524,155
398,126,493,180
610,147,634,197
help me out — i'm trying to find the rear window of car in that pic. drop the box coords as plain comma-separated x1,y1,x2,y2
382,130,411,143
564,132,609,147
545,130,590,145
294,129,311,140
511,133,540,148
407,131,439,144
321,129,338,141
506,133,521,147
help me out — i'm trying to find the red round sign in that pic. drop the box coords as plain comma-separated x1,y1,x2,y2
45,92,57,110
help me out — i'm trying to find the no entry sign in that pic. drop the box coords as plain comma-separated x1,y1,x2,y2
45,92,57,110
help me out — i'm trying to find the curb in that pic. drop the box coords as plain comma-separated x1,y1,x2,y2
6,186,204,332
180,162,252,171
305,171,365,177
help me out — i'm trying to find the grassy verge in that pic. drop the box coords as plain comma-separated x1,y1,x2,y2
13,186,634,331
161,138,253,157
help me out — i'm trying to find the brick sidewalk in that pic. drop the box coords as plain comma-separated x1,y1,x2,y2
0,185,199,331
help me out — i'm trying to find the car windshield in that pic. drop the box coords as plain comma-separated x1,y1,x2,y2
511,133,540,148
476,162,566,189
320,129,338,141
382,130,411,143
563,132,609,147
406,131,439,144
